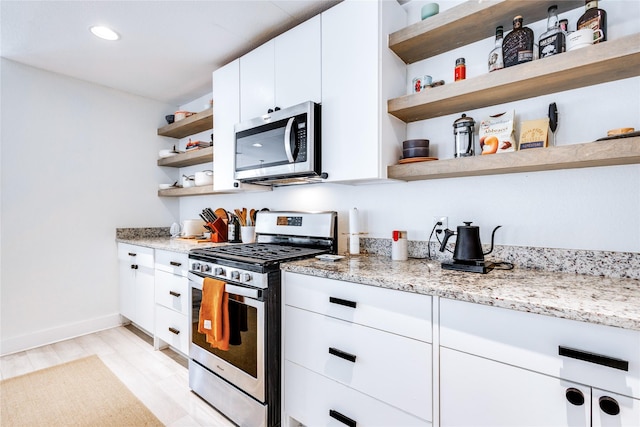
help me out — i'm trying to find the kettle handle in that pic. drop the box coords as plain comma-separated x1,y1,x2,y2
439,229,456,253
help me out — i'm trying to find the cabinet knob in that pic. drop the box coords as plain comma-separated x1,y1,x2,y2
130,264,138,270
565,388,585,406
599,396,620,416
128,252,137,257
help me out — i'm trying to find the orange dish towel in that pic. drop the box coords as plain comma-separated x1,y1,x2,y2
197,277,230,351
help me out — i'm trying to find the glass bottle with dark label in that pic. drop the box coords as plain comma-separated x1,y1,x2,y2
577,0,607,43
502,16,534,67
539,5,565,58
488,26,505,72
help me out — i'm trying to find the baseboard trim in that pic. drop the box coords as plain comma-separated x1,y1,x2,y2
0,313,123,356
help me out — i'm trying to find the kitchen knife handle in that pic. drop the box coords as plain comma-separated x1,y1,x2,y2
170,261,182,267
329,296,357,308
329,347,357,363
329,410,357,427
168,327,180,335
559,346,629,371
169,291,181,298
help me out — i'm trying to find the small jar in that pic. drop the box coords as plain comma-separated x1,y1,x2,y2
391,230,408,261
455,58,466,81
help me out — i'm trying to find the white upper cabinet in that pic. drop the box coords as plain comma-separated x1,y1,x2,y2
321,0,407,183
240,15,321,121
212,59,241,191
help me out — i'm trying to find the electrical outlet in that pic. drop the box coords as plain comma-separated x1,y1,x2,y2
433,216,448,236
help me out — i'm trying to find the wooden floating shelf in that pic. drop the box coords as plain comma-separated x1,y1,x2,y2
157,186,214,197
157,146,213,168
157,108,213,139
387,34,640,123
387,137,640,181
389,0,583,64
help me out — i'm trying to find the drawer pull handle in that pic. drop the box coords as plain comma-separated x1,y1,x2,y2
558,346,629,371
169,291,181,298
130,264,138,270
565,388,585,406
599,396,620,416
329,347,357,363
128,252,137,257
329,409,356,427
170,261,182,267
329,296,357,308
168,327,180,335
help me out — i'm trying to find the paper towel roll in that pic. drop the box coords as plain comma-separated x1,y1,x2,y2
349,207,360,254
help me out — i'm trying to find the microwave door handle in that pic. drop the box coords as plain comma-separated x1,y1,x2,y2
284,117,296,163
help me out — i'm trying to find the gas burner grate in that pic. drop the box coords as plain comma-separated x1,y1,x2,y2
192,243,327,264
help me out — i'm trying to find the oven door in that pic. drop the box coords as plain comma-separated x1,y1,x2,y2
188,272,265,402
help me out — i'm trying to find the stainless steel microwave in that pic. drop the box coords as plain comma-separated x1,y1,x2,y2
234,101,325,186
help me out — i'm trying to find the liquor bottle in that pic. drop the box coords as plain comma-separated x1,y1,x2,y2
502,16,534,68
488,26,505,72
577,0,607,43
539,5,565,58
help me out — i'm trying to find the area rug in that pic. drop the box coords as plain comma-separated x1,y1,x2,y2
0,355,163,426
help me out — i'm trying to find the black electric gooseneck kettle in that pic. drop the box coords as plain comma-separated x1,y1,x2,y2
439,222,501,262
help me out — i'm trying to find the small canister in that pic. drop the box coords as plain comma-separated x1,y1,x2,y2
391,230,408,261
454,57,466,81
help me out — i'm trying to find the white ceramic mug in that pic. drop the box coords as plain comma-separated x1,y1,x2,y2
240,226,256,243
567,28,604,51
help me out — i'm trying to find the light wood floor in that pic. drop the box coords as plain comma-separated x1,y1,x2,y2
0,325,235,426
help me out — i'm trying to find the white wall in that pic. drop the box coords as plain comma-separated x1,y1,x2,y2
180,1,640,254
0,59,179,354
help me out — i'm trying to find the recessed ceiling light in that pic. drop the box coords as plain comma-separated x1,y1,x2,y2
90,25,120,41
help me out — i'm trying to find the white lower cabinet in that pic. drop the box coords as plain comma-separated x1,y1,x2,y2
283,272,433,427
439,298,640,427
154,250,189,355
117,243,155,333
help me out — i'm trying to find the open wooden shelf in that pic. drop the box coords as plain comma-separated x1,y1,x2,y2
157,185,215,197
157,146,213,168
387,33,640,123
387,137,640,181
389,0,583,64
157,108,213,139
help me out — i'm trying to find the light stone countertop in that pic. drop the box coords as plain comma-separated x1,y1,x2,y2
116,236,228,254
281,256,640,332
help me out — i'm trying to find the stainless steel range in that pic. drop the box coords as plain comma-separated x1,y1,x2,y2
188,211,337,427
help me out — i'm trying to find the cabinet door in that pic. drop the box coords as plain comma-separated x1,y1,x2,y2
118,260,136,321
592,389,640,427
240,41,275,121
274,15,321,109
135,265,155,333
213,59,240,192
440,347,590,427
321,0,380,182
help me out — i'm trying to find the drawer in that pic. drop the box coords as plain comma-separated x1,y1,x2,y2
155,305,188,355
283,272,432,342
440,298,640,398
154,270,188,315
155,249,188,276
117,243,154,269
285,361,431,427
285,306,432,421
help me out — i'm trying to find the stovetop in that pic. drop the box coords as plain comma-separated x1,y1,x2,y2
190,243,329,266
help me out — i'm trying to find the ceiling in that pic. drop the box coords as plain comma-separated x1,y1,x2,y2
0,0,340,106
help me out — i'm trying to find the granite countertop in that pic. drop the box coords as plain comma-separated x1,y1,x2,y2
116,236,228,253
281,256,640,332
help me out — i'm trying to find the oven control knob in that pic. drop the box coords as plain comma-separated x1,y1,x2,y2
214,267,225,276
241,273,252,282
201,264,211,273
191,262,201,271
230,271,240,280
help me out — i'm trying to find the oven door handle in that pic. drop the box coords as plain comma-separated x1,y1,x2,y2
188,272,260,299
